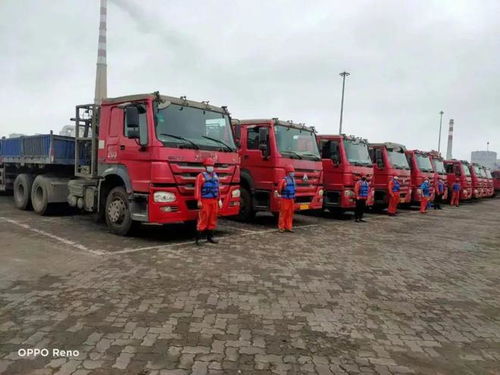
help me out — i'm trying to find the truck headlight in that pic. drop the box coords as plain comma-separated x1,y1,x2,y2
344,190,354,197
154,191,176,203
318,189,324,197
231,189,240,198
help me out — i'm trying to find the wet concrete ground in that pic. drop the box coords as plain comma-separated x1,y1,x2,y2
0,196,499,375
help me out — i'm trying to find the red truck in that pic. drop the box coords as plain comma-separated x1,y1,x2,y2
470,163,486,199
492,170,500,193
0,92,240,235
368,142,412,207
482,167,494,197
444,160,472,200
231,118,323,221
405,150,435,204
428,150,448,201
317,134,374,212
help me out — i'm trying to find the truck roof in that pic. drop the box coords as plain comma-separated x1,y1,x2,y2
232,118,315,132
369,142,407,151
101,93,229,114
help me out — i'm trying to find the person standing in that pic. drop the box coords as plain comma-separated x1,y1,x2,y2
387,175,400,216
195,158,222,245
354,175,370,222
276,165,296,233
419,178,431,213
450,178,461,207
434,178,445,210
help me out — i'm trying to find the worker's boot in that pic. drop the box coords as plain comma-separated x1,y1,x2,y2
207,231,218,244
195,231,203,246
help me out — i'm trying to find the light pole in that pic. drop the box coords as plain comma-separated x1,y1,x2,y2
437,110,444,153
338,71,350,134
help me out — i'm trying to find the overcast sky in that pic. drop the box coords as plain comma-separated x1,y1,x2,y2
1,0,498,160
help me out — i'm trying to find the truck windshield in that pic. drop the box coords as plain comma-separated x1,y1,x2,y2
478,168,486,177
431,159,446,174
274,126,320,160
415,154,433,172
463,165,471,176
155,104,236,151
344,140,372,166
387,150,410,169
485,170,492,178
473,166,482,176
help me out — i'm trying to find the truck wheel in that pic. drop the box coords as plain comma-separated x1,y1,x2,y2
14,174,34,210
105,186,133,235
31,175,50,215
236,187,255,222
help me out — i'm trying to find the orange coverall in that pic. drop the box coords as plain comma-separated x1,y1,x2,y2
195,173,219,231
277,178,295,231
387,179,400,215
450,183,460,207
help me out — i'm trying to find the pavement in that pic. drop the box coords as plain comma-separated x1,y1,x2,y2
0,195,499,375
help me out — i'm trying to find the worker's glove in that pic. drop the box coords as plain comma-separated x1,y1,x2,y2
197,201,202,209
218,200,223,209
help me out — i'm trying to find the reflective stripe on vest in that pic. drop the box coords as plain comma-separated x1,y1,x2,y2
392,179,400,192
201,172,219,199
359,181,369,198
282,175,296,199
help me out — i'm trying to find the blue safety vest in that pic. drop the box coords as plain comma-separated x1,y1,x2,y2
281,175,296,199
391,179,400,192
420,181,431,197
453,183,460,192
437,181,445,194
358,180,369,198
201,172,219,199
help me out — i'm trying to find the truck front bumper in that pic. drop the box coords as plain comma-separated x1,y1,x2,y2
147,185,240,224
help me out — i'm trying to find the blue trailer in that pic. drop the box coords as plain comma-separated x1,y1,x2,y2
0,132,76,214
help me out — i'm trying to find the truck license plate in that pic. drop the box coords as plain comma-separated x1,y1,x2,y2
299,204,309,210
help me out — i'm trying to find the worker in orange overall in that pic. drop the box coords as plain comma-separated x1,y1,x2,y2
450,178,461,207
419,178,431,214
194,158,222,245
354,175,370,222
275,165,296,233
387,175,400,216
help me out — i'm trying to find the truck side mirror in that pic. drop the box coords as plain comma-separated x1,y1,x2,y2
125,106,148,147
258,127,270,158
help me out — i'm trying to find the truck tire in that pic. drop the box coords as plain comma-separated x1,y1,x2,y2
31,175,50,215
105,186,133,235
14,174,34,210
236,187,255,222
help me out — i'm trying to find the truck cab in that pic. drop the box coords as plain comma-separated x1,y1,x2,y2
444,160,472,200
482,167,494,197
368,142,411,206
470,163,486,199
69,93,240,234
405,149,435,203
428,151,448,200
317,134,374,211
232,118,323,221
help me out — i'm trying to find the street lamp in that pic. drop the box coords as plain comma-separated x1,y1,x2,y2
338,71,350,134
437,110,444,153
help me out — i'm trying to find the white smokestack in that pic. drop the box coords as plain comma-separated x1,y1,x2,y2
446,119,454,160
94,0,107,104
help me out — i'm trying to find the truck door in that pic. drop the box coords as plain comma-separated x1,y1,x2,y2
243,125,273,191
320,139,342,191
104,103,151,192
372,147,387,188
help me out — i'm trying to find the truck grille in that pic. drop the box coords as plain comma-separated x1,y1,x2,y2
169,162,236,195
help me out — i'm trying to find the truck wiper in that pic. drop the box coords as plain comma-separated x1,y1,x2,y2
281,150,303,159
300,152,321,161
201,136,234,152
160,133,199,149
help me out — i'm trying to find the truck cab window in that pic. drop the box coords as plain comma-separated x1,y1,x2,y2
247,127,260,150
375,149,384,168
124,104,147,139
320,140,331,158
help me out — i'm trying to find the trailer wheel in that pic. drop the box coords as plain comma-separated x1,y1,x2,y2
31,176,50,215
236,187,255,222
105,186,133,235
14,174,34,210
